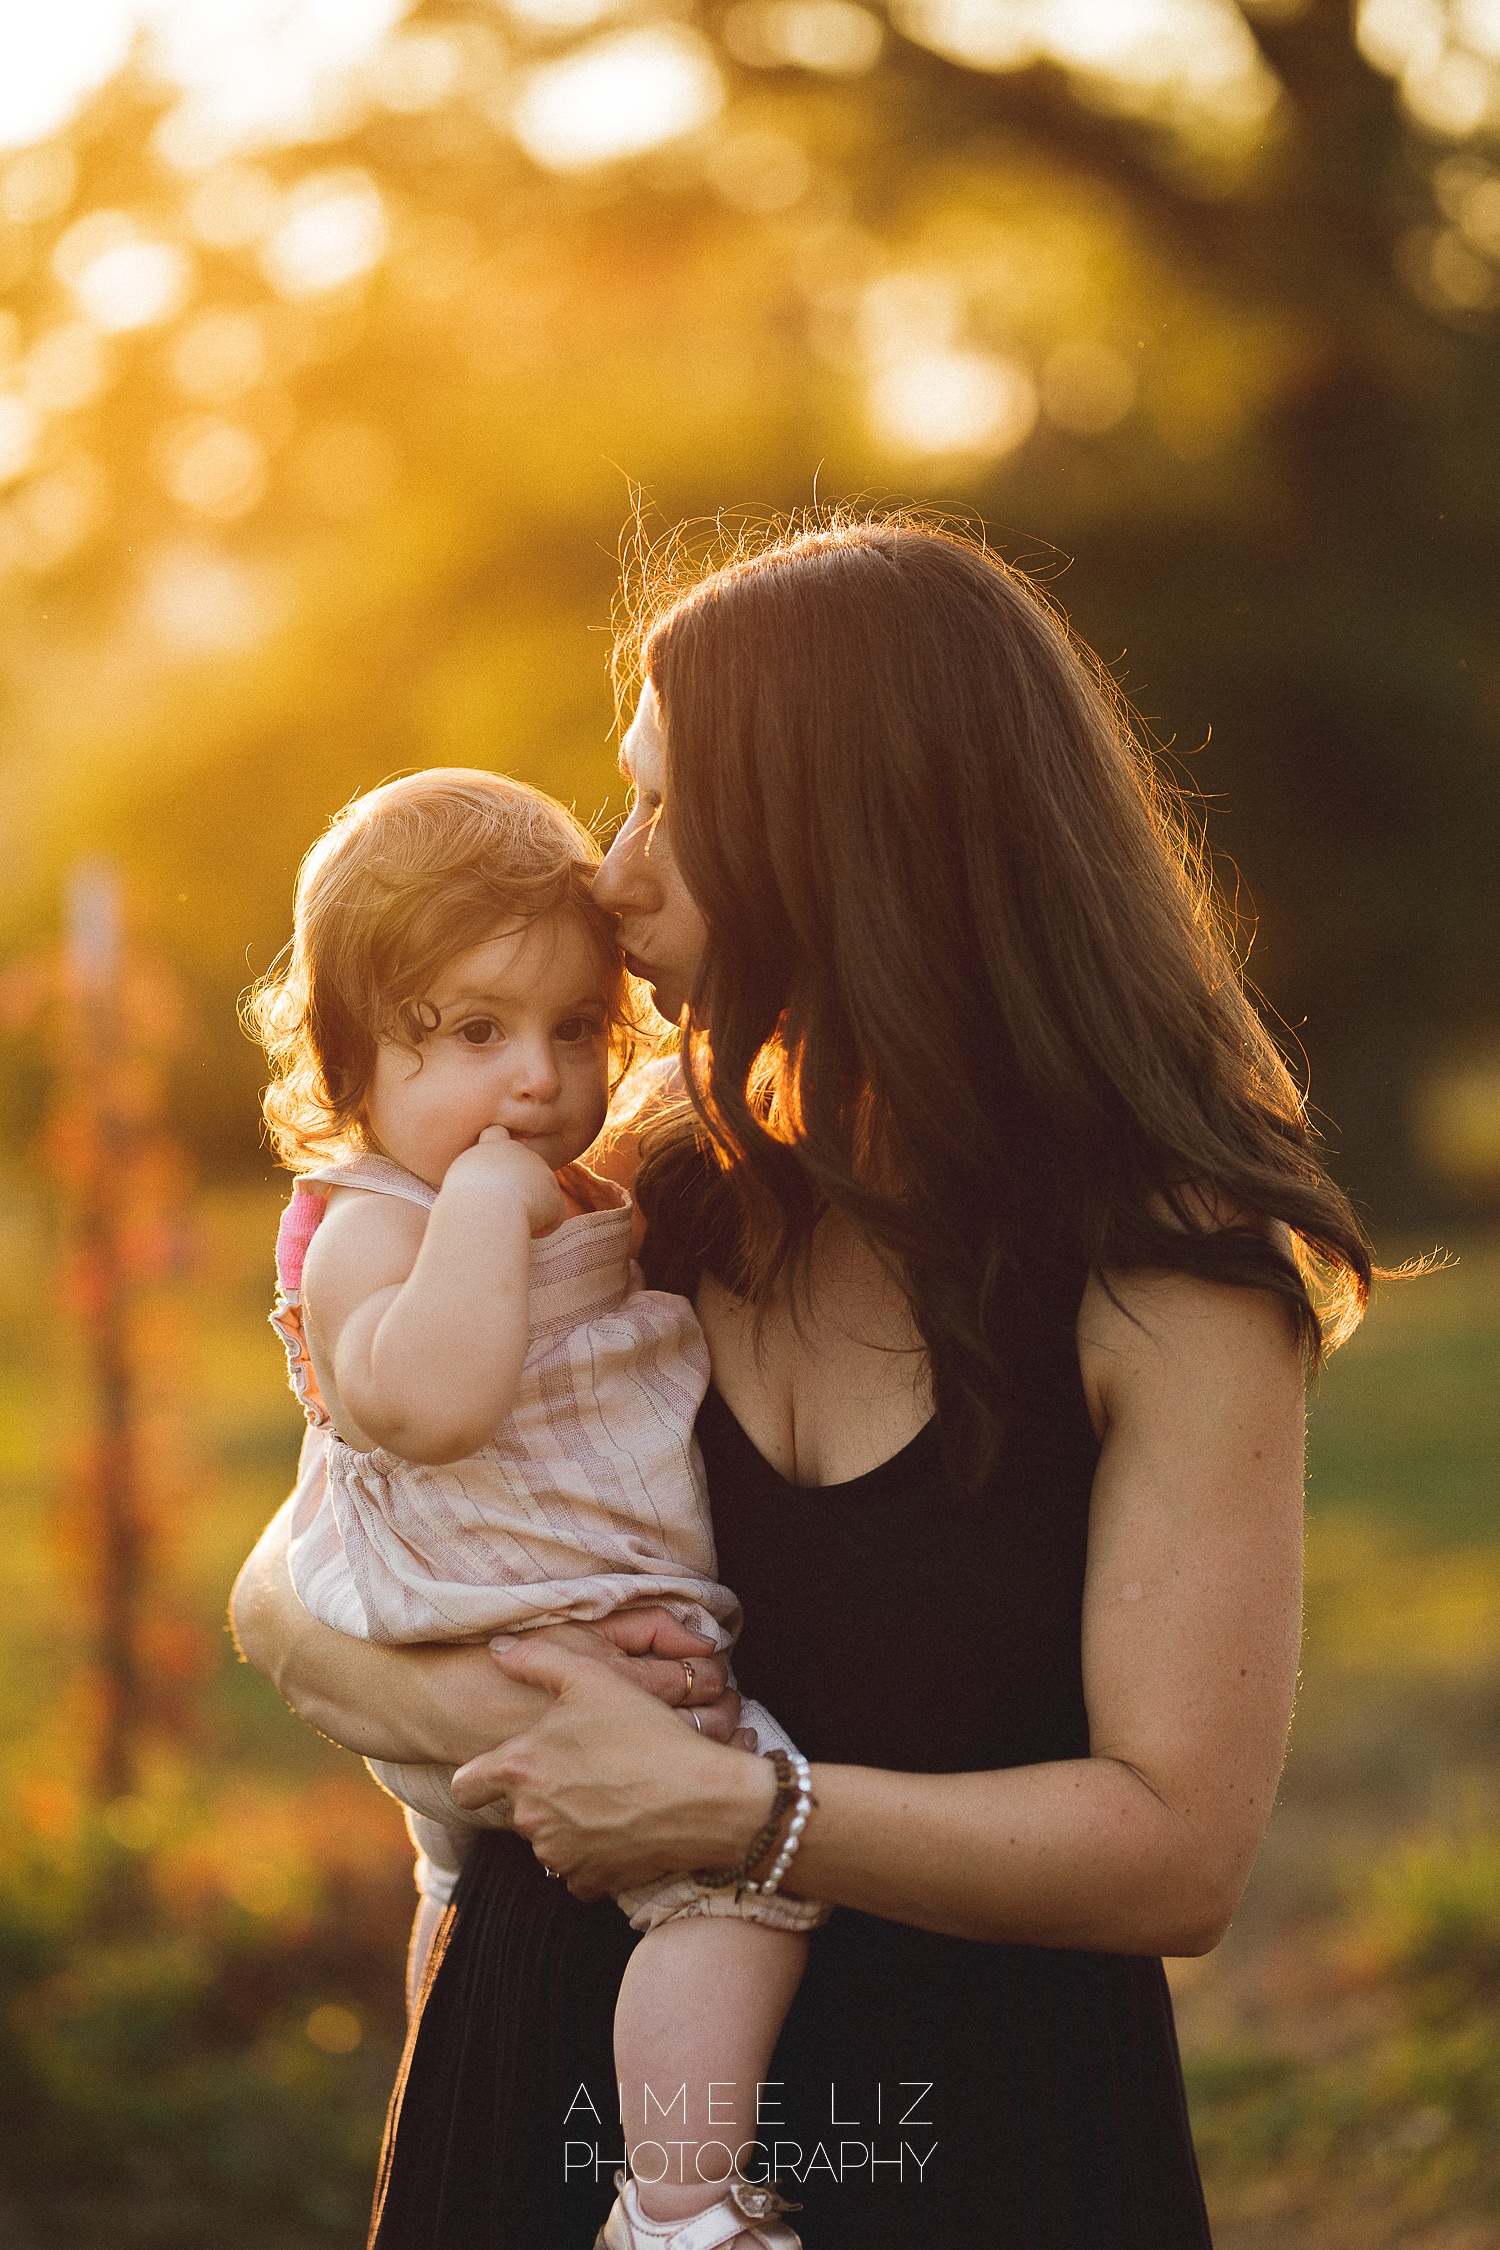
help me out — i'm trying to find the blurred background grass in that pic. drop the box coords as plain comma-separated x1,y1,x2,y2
1,2,1498,2243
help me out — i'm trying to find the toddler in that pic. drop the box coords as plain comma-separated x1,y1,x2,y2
249,770,817,2250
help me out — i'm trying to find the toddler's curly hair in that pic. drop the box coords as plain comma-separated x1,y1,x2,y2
245,768,640,1170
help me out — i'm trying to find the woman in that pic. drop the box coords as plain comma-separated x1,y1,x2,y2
233,517,1368,2249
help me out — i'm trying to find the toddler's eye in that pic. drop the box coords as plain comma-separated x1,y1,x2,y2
458,1018,500,1046
555,1014,605,1044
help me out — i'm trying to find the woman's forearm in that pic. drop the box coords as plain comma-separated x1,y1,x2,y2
457,1644,1248,1958
789,1754,1237,1957
230,1501,548,1764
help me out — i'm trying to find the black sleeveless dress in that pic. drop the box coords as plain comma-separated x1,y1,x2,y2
369,1263,1213,2249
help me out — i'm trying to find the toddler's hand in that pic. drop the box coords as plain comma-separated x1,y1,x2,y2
446,1126,568,1237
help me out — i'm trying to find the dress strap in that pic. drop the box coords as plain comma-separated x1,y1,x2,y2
300,1152,438,1210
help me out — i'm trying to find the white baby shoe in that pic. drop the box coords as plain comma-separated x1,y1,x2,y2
594,2171,803,2249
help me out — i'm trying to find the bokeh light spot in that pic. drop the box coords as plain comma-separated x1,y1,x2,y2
861,267,963,362
23,323,110,414
890,0,1039,70
55,212,194,332
226,1859,293,1916
149,0,410,171
0,394,41,485
1458,172,1500,250
724,1,885,74
1404,49,1494,135
1359,0,1500,140
158,416,269,519
305,2002,362,2053
512,27,723,172
15,454,111,566
141,537,283,654
78,240,193,331
1357,0,1445,78
1414,1057,1500,1188
506,0,623,30
0,141,78,226
366,29,466,112
895,0,1280,140
1458,0,1500,58
1428,224,1500,305
0,4,134,151
1396,218,1500,310
260,169,387,297
869,348,1039,458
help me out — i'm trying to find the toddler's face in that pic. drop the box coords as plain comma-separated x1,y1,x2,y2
363,913,613,1189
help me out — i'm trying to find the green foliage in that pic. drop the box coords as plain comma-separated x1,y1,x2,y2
1162,1233,1500,2244
1352,1832,1500,1991
0,1179,414,2244
0,1822,408,2246
1307,1241,1500,1543
1186,1830,1500,2240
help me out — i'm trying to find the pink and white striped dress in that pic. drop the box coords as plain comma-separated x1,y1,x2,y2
269,1152,825,1931
272,1151,739,1652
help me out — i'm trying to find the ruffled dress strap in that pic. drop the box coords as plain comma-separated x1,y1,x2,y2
269,1155,437,1426
299,1152,439,1209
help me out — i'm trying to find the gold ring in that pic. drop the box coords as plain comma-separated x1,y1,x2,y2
681,1658,695,1701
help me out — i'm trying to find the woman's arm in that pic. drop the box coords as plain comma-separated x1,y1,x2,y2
230,1500,550,1762
230,1498,741,1764
450,1270,1305,1957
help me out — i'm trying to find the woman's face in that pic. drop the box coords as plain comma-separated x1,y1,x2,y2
593,679,708,1026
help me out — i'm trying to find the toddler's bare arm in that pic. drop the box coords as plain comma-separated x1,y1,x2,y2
304,1130,564,1462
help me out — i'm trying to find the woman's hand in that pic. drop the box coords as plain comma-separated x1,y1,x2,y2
501,1612,743,1742
450,1639,773,1898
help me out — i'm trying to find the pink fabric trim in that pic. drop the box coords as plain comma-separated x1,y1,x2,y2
275,1183,328,1295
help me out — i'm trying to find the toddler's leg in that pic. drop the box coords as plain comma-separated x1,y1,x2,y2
614,1916,808,2230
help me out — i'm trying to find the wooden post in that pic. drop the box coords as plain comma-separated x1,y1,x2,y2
64,859,142,1804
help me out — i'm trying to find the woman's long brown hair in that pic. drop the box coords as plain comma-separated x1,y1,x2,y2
622,514,1371,1493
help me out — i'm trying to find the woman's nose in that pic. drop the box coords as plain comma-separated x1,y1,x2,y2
593,818,656,914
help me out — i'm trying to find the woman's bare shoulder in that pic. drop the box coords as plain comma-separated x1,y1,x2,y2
1078,1184,1298,1365
1076,1261,1304,1445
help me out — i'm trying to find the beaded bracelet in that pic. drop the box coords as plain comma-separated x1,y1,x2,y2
740,1748,814,1899
693,1748,797,1890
